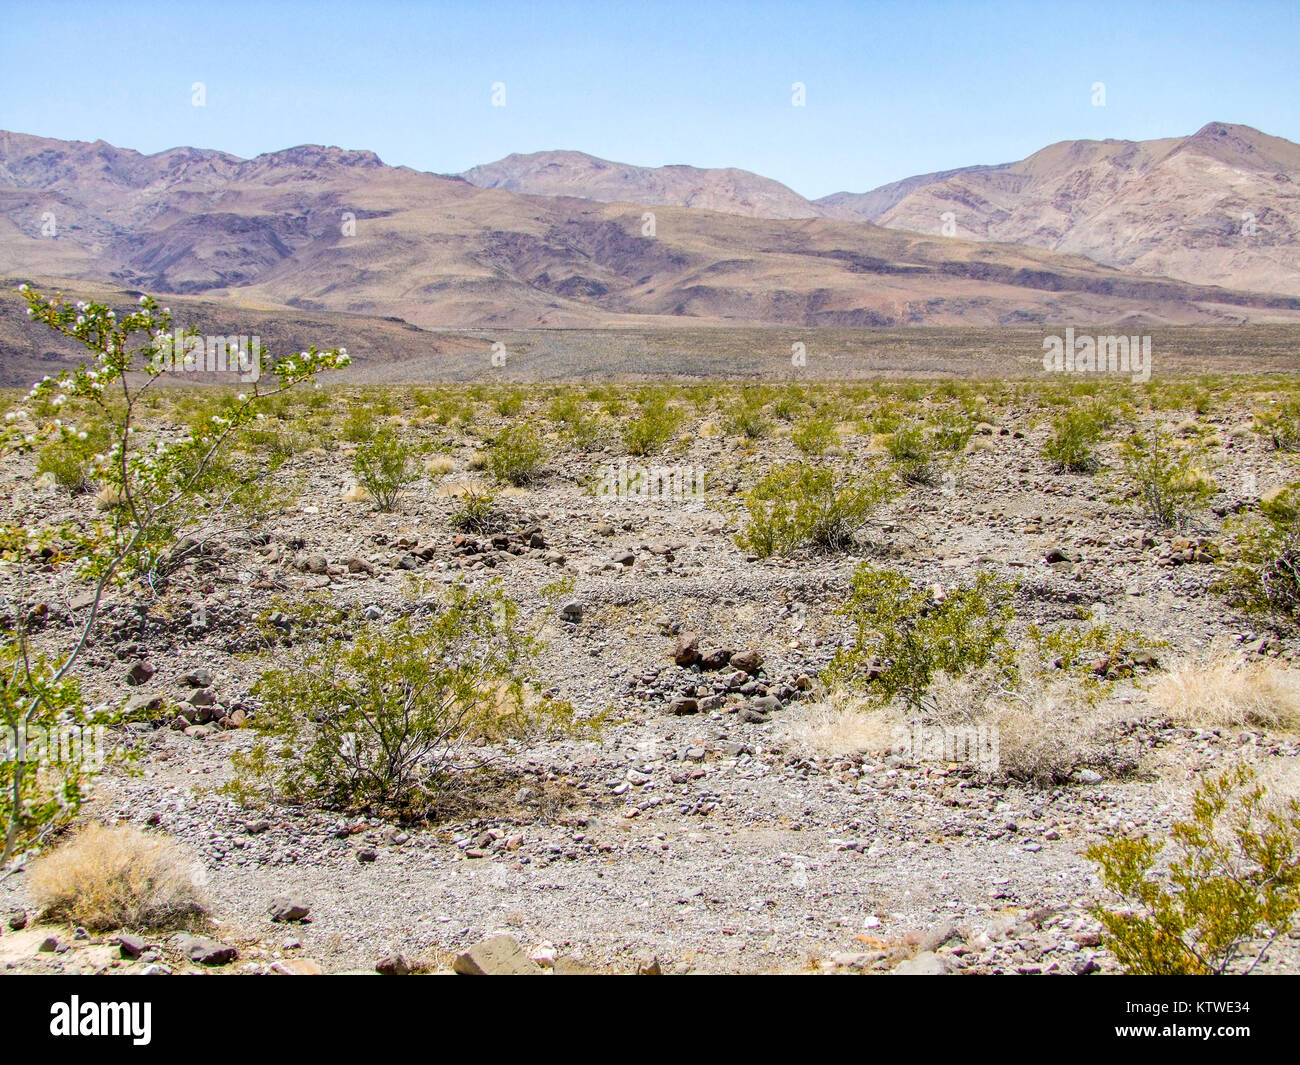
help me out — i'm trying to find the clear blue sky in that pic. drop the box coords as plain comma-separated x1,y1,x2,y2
1,0,1296,199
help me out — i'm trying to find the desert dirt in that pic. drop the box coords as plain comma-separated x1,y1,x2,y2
4,373,1300,975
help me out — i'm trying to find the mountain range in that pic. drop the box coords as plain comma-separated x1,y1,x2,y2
0,123,1297,342
462,123,1300,297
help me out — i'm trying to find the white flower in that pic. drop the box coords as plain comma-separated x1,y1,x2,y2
138,295,148,304
17,283,28,292
237,393,247,402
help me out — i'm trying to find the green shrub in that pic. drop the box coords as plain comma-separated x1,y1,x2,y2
928,408,975,453
493,389,525,416
244,584,570,816
1086,766,1300,974
792,413,837,456
341,405,377,443
1222,483,1300,625
621,396,681,456
828,565,1015,712
36,422,108,493
1254,398,1300,452
736,464,893,557
1043,406,1110,472
725,402,773,441
352,427,420,510
450,485,502,533
772,388,805,422
1117,427,1215,528
886,425,938,486
488,424,545,485
1,645,98,862
548,393,600,449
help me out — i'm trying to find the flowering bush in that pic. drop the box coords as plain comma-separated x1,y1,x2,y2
0,285,350,865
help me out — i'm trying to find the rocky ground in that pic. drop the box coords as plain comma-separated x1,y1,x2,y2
3,378,1300,975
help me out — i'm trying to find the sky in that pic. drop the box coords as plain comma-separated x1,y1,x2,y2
1,0,1297,199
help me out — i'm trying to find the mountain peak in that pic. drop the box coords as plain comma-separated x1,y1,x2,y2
252,144,386,170
461,149,820,218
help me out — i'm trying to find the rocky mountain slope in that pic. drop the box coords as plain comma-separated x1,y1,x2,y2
2,129,1298,335
462,149,820,219
824,123,1300,296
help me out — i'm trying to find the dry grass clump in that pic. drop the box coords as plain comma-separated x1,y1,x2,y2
784,659,1138,785
425,454,456,476
928,669,1135,785
1150,651,1300,731
776,689,897,758
28,824,209,933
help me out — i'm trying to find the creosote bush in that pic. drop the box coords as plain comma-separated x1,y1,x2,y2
1254,397,1300,452
828,565,1016,713
1,284,349,865
449,484,503,533
241,583,579,818
1043,405,1111,472
1117,426,1215,528
1087,766,1300,974
621,395,682,456
885,425,937,485
487,424,545,485
352,427,421,510
29,824,208,933
1222,483,1300,626
36,418,110,493
791,412,837,456
736,464,893,557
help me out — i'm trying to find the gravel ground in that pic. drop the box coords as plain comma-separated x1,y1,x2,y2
4,382,1300,975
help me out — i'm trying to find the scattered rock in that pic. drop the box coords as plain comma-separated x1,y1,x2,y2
177,934,237,966
116,933,149,959
453,935,541,975
375,953,411,975
894,950,951,975
673,632,700,666
268,896,311,923
271,958,325,975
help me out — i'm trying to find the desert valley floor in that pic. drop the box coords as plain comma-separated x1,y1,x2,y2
4,369,1300,975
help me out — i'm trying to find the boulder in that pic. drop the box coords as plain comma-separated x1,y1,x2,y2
453,935,541,975
672,632,701,666
268,896,310,923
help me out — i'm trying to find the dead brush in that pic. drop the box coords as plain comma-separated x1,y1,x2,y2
1149,649,1300,731
783,657,1140,784
28,823,209,933
927,666,1138,785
